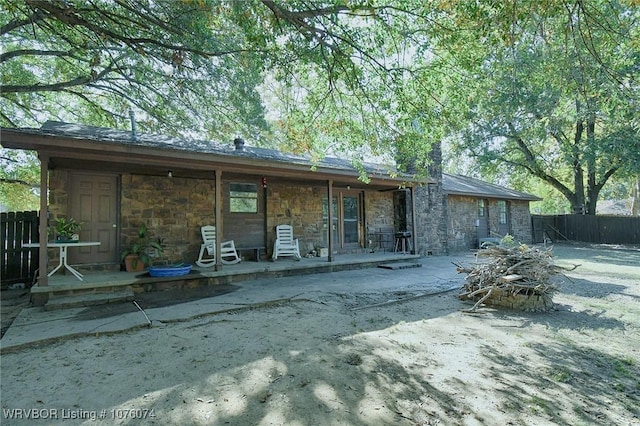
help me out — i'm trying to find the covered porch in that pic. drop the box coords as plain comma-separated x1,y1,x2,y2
31,251,421,309
2,122,427,307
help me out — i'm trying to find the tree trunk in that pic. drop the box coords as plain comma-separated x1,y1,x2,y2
585,116,597,215
586,182,600,216
633,176,640,217
572,116,585,214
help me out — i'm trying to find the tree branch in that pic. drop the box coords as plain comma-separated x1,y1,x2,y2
0,9,46,35
0,178,38,187
0,48,73,63
24,0,250,59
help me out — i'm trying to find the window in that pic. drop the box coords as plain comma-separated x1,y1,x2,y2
498,200,507,224
230,183,258,213
478,199,485,217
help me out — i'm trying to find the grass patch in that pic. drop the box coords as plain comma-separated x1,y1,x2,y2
528,396,552,415
613,359,633,378
550,367,571,382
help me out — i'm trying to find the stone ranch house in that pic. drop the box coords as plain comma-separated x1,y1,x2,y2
1,121,539,284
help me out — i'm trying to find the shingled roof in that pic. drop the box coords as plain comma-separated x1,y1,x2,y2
36,121,395,176
443,173,541,201
3,121,540,200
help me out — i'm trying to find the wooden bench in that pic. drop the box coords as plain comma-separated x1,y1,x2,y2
236,246,267,262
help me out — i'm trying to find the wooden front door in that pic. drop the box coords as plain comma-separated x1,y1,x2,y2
69,172,118,264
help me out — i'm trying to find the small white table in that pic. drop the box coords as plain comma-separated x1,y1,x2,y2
23,241,101,281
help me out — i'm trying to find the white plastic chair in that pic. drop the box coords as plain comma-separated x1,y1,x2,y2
272,224,301,261
196,226,241,267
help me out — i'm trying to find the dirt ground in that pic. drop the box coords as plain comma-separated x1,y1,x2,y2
1,289,30,338
1,243,639,425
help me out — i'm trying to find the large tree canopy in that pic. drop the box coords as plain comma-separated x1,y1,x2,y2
1,0,276,138
1,0,430,150
1,0,638,214
438,0,640,214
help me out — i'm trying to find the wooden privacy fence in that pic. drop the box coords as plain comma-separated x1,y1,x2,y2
1,210,39,287
532,214,640,245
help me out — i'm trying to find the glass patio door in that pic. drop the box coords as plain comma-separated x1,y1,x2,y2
342,195,359,245
322,191,362,250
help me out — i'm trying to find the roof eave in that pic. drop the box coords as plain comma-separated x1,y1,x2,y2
1,127,421,188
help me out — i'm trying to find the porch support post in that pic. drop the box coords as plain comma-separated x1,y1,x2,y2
409,185,417,255
38,153,49,287
327,180,334,262
214,169,222,271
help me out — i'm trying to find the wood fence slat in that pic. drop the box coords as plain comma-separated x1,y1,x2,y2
532,214,640,245
1,210,40,288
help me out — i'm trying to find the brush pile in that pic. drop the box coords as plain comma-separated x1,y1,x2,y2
455,244,569,313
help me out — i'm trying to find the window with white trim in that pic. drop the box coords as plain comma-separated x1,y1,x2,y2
498,200,507,224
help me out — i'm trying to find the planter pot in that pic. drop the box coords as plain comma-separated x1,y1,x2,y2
124,254,145,273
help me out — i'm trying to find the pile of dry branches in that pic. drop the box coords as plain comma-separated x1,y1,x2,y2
455,244,573,313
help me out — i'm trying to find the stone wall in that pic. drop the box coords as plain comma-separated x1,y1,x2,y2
49,172,397,266
366,190,394,230
120,174,215,263
447,195,479,252
447,196,534,252
266,182,394,255
485,199,533,244
507,200,534,244
266,183,325,254
48,169,533,263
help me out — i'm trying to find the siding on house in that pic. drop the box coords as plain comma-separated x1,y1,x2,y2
447,195,480,252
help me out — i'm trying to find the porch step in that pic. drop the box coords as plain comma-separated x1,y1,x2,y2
377,262,422,270
45,289,134,311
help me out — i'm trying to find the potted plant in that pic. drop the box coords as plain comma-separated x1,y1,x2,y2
120,223,165,272
55,218,82,242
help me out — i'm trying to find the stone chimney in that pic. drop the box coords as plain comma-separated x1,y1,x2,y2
233,138,245,151
427,141,443,181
